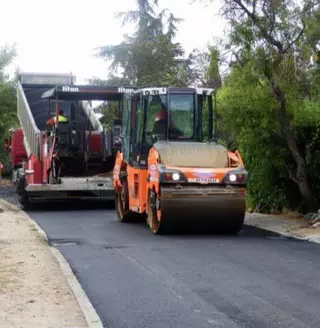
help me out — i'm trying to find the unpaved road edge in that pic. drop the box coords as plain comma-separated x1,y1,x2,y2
0,199,104,328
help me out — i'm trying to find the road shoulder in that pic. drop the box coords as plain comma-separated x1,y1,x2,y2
245,212,320,244
0,199,94,328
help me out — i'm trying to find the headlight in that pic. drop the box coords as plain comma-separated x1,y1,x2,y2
229,174,237,182
159,168,186,183
223,169,248,184
172,173,180,181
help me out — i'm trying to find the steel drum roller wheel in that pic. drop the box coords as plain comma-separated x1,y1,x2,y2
115,177,143,222
216,213,245,235
147,189,171,234
147,186,246,235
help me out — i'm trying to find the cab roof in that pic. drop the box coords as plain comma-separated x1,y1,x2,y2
41,85,135,101
132,87,215,95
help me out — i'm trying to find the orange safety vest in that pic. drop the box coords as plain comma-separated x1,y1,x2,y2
47,115,69,125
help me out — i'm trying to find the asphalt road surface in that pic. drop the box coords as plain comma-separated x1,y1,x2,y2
29,203,320,328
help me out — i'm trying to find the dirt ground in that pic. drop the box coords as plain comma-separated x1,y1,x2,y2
245,212,320,244
0,201,88,328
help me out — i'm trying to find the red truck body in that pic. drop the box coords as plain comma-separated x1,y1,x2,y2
9,128,27,169
9,128,103,184
9,72,128,208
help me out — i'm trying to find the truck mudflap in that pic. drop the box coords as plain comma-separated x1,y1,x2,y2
150,185,246,233
25,177,115,201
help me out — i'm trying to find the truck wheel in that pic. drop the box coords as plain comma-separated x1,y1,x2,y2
11,169,19,193
19,193,33,211
18,176,33,211
115,177,142,222
48,169,60,184
11,170,15,185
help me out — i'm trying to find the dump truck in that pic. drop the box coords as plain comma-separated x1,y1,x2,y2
7,72,131,208
113,87,248,234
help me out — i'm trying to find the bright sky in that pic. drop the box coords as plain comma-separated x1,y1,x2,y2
1,0,226,84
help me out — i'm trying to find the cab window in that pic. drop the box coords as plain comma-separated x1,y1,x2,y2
168,94,195,139
121,96,131,161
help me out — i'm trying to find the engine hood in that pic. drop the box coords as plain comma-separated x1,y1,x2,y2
153,141,229,168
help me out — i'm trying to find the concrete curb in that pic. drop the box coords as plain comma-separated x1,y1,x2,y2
244,216,320,245
0,199,104,328
0,199,21,212
247,225,320,244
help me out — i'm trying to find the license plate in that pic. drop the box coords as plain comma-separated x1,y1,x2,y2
188,178,220,184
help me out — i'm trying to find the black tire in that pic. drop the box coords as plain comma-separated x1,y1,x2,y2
10,169,15,186
11,169,19,193
17,175,34,211
18,193,33,211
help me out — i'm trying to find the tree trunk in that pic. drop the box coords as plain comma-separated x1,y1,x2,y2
271,81,319,213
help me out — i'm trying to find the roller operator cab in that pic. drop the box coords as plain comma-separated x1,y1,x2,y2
113,87,248,234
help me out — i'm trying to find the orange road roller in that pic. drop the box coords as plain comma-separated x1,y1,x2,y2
113,87,248,234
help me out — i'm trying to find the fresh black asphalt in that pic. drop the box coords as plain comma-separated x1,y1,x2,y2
28,203,320,328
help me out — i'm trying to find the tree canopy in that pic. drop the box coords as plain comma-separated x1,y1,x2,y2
0,44,18,172
213,0,320,212
95,0,197,87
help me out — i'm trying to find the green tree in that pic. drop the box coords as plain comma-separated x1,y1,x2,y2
87,75,126,131
193,45,223,89
0,44,18,173
96,0,197,87
196,0,320,212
